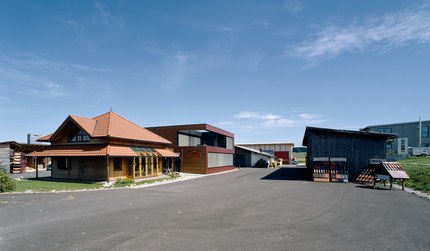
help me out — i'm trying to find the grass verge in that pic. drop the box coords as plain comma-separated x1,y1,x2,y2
15,179,102,192
12,173,182,192
398,157,430,192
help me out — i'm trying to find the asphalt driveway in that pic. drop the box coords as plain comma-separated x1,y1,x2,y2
1,167,429,250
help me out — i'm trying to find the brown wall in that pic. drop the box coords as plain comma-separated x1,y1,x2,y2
177,146,207,174
51,157,107,181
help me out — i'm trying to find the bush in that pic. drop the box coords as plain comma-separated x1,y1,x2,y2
0,170,17,193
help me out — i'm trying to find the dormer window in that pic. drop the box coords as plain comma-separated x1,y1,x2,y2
69,130,90,143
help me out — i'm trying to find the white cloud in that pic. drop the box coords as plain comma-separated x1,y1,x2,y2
284,0,304,16
288,4,430,65
93,2,124,29
230,111,327,130
0,53,109,98
160,51,189,91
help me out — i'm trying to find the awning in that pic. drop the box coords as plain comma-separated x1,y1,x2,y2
28,145,108,157
155,148,180,157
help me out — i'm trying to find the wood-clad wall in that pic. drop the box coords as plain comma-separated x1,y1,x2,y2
178,147,207,174
306,132,387,181
51,157,106,181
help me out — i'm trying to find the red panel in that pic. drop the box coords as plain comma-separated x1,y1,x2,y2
275,151,289,164
206,166,235,174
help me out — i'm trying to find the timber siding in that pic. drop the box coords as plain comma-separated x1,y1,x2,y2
51,157,106,181
303,127,394,181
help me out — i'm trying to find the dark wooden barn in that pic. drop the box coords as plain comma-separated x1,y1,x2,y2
302,127,395,182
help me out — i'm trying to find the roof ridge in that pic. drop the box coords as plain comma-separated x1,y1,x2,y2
107,111,113,137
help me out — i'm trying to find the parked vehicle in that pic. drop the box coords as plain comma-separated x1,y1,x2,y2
408,147,430,157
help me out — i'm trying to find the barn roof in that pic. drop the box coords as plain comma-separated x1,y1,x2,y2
302,126,396,146
235,145,274,157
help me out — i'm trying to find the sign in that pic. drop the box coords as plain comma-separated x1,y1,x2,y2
397,138,408,155
190,150,202,159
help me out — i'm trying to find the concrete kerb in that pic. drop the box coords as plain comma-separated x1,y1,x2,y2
131,168,239,189
5,168,239,194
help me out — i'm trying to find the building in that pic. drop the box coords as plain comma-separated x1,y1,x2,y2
303,127,395,182
0,141,49,173
234,145,274,167
147,124,235,174
235,143,294,164
361,120,430,154
28,112,179,181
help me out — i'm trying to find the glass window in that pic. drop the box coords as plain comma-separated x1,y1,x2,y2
208,153,233,168
113,158,122,171
226,137,234,149
69,130,90,143
57,157,71,170
422,126,429,138
378,128,392,133
178,133,201,146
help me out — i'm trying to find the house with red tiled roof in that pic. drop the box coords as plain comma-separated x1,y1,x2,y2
28,111,179,181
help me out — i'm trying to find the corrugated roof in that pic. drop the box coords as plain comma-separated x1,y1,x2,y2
235,145,274,157
302,126,396,146
38,111,172,144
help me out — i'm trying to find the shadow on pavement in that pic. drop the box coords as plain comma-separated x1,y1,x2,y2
261,167,309,181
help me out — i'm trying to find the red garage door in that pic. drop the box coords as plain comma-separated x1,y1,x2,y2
274,151,289,164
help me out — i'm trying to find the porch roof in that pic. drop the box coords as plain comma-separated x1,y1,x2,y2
27,145,108,157
28,145,179,158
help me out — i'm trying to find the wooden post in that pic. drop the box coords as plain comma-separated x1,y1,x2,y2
35,157,38,179
106,156,110,182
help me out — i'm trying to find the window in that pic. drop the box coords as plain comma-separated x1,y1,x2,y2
178,133,201,146
69,130,90,143
378,128,392,133
113,158,122,171
422,126,429,138
226,137,234,149
208,153,233,168
57,157,71,170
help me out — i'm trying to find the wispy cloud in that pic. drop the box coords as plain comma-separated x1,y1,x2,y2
0,52,109,98
226,111,327,130
93,2,125,29
160,51,189,91
284,0,304,16
288,4,430,65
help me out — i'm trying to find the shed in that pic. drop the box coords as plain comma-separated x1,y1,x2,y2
234,145,274,167
302,127,395,182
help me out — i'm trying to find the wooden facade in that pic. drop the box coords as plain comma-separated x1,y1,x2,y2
28,112,179,181
147,124,235,174
303,127,395,182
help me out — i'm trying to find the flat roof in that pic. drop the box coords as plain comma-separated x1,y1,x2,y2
147,123,234,138
361,120,430,130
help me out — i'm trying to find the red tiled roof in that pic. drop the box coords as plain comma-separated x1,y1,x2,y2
107,145,138,157
28,145,108,157
38,111,171,144
155,148,180,157
28,145,179,158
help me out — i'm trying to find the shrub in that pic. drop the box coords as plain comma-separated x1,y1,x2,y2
114,178,135,187
0,170,17,193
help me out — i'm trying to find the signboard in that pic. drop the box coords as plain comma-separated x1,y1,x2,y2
397,137,408,155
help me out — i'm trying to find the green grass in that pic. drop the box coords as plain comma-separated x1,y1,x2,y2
15,179,102,192
398,157,430,192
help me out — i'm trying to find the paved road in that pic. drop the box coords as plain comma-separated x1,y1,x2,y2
1,167,430,250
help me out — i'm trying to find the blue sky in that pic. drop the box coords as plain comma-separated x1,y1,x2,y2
1,0,430,146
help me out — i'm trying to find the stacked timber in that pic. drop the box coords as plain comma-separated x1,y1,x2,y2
11,151,22,173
